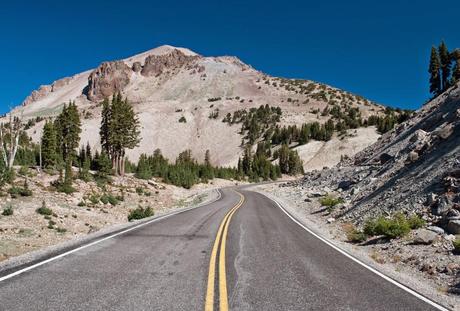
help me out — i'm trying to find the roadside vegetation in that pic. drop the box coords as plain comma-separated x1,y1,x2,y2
128,206,154,221
344,213,426,242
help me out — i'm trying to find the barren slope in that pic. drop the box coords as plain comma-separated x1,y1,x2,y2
10,45,385,167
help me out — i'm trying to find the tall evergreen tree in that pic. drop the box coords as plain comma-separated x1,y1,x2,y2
452,49,460,84
100,98,111,155
428,46,442,96
40,121,57,168
54,102,81,190
438,41,451,91
99,94,141,176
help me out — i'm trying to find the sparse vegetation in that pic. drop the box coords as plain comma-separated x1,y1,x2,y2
319,194,344,212
128,206,154,221
343,223,367,243
36,201,53,216
453,237,460,254
363,213,411,239
2,205,14,216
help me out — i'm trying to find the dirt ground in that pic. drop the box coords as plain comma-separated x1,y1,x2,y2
0,169,238,263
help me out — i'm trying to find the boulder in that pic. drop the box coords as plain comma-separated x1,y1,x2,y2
410,129,428,143
408,151,419,162
427,226,445,235
433,123,454,140
132,61,142,72
413,229,438,244
447,220,460,234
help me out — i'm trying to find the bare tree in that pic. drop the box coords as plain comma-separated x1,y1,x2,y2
0,113,22,169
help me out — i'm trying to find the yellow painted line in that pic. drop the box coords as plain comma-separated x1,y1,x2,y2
204,191,244,311
219,191,244,311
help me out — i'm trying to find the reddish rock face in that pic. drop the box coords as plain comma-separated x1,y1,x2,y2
141,49,198,77
86,61,132,101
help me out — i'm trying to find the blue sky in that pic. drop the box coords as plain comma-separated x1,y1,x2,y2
1,0,459,114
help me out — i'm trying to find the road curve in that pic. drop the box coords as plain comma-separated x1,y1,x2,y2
0,188,443,310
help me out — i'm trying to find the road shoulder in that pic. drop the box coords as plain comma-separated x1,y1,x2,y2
249,184,459,311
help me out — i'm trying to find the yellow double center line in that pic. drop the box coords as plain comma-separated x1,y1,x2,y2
205,190,245,311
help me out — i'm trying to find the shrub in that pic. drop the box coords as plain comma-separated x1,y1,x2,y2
36,201,53,216
77,201,86,207
343,223,366,243
57,183,75,194
55,227,67,233
89,194,100,204
407,214,426,229
453,238,460,254
135,187,144,195
364,213,411,239
178,116,187,123
100,194,109,204
107,194,119,206
8,183,32,198
320,194,344,212
2,205,13,216
128,206,154,221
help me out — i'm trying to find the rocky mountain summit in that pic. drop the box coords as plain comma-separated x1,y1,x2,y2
12,45,386,168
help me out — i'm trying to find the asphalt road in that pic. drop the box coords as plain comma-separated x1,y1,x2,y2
0,188,444,310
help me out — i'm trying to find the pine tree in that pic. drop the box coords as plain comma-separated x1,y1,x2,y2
452,49,460,84
41,121,58,168
438,41,451,91
54,102,81,191
100,94,141,176
100,98,111,155
135,153,152,179
242,146,252,174
429,46,442,96
95,151,112,180
278,144,290,174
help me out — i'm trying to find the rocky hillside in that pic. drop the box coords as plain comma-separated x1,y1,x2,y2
290,81,460,231
11,45,387,168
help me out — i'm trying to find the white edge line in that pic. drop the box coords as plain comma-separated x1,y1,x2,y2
0,189,222,283
260,192,451,311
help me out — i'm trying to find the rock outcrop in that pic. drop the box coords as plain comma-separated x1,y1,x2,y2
140,49,198,77
86,61,132,101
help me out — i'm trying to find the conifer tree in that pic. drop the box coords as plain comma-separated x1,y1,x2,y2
438,41,451,91
41,121,58,168
429,46,442,96
452,49,460,84
135,153,152,180
54,102,81,191
99,94,140,176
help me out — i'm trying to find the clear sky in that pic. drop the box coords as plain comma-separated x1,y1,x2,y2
1,0,459,114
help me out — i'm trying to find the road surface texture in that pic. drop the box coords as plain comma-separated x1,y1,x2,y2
0,188,444,310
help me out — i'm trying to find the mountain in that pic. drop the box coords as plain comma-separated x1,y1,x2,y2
12,45,387,167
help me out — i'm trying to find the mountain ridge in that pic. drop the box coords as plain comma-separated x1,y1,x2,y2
10,45,387,168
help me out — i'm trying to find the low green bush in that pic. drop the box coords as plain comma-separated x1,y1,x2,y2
2,205,13,216
8,183,32,198
407,214,426,229
319,194,344,212
128,206,154,221
36,201,53,216
344,223,366,243
55,227,67,233
364,213,411,239
453,238,460,254
89,194,100,204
